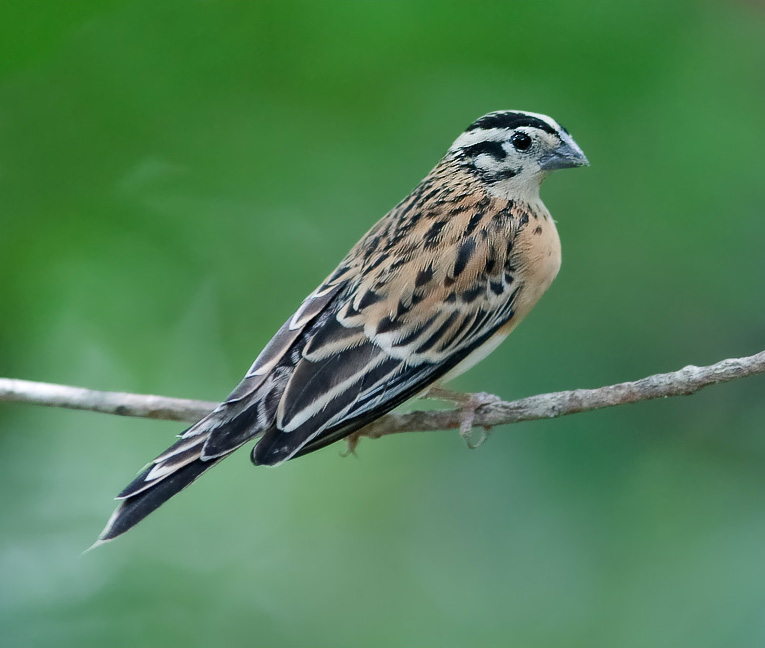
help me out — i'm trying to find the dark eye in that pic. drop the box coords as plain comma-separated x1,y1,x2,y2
511,132,532,151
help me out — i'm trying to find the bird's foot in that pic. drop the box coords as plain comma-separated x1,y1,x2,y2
342,432,362,457
424,387,500,449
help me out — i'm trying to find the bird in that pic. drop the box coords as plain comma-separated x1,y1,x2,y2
95,110,588,545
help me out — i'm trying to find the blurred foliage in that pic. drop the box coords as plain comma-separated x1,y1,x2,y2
1,0,764,646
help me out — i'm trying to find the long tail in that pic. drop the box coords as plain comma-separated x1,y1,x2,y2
91,367,293,548
92,420,239,547
93,453,224,547
92,383,278,547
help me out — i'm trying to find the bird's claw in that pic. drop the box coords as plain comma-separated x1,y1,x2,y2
342,432,361,457
424,388,499,449
457,392,499,449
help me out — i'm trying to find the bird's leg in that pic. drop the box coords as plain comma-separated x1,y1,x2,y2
342,388,500,456
342,422,385,457
422,386,474,404
342,432,362,457
423,386,500,449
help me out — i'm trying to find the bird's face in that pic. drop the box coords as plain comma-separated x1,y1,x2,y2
449,110,588,201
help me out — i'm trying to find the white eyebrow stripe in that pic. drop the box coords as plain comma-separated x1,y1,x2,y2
449,128,511,152
449,111,563,154
518,110,561,133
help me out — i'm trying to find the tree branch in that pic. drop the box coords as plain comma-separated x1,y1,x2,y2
1,349,764,441
0,378,217,422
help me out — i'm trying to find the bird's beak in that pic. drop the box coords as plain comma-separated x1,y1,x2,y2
539,133,589,171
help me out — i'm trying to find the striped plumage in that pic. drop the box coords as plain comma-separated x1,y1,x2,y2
97,110,588,544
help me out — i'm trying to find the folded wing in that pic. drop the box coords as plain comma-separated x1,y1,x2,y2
253,214,521,465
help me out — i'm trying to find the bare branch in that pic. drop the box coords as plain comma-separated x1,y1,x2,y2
1,350,764,439
362,350,765,439
0,378,216,422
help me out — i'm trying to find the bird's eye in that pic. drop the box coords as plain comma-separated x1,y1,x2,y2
511,132,532,151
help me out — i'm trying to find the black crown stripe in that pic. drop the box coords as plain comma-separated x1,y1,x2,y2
466,112,557,135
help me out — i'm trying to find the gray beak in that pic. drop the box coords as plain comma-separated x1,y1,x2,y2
539,133,589,171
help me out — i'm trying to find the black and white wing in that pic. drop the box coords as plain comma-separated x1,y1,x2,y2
253,202,523,465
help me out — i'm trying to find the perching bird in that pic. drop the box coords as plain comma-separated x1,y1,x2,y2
97,110,588,544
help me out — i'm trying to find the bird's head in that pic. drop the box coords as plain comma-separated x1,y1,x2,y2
449,110,588,200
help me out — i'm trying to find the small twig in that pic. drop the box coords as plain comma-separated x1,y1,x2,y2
1,350,763,439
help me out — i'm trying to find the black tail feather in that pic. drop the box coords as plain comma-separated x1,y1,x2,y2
96,457,222,544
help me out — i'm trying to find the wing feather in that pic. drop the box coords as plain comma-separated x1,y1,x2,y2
115,283,347,500
252,201,524,465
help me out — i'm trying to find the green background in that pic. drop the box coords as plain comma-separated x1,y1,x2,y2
2,1,764,646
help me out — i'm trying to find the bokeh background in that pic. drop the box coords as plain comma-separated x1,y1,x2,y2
2,1,764,646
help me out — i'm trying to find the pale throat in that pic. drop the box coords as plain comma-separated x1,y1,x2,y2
484,170,547,203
